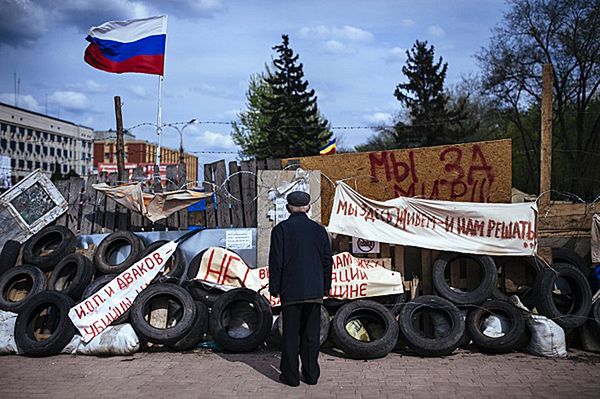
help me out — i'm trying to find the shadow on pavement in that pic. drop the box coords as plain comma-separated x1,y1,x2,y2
217,350,281,383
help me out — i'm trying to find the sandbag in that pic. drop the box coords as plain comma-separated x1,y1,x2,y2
525,314,567,358
0,310,20,355
63,324,139,355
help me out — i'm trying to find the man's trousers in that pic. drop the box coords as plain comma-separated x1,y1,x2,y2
280,302,321,384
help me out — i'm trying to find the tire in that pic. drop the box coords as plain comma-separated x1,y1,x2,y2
493,256,544,302
332,300,399,359
0,240,21,277
81,274,129,324
533,262,592,329
22,226,76,271
209,288,273,352
94,231,144,275
142,240,186,280
398,295,465,357
48,254,95,301
466,299,526,353
14,291,76,356
552,247,589,275
186,250,209,280
130,283,197,345
373,293,406,317
183,280,224,307
432,252,497,305
0,265,47,312
169,302,209,351
275,305,330,347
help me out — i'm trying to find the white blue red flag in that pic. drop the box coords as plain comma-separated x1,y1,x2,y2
84,16,167,76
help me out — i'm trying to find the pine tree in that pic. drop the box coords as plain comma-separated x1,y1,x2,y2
232,34,331,159
393,40,466,147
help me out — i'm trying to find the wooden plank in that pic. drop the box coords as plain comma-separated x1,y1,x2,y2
177,160,188,230
228,161,245,228
130,167,145,231
54,180,70,227
93,173,107,234
393,245,405,275
79,175,97,234
166,165,179,229
240,159,257,228
539,64,553,210
203,163,217,229
421,249,432,295
213,160,231,228
104,173,117,232
338,235,350,252
266,158,281,170
66,177,83,233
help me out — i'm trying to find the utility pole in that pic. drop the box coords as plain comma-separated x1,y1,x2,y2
540,64,553,210
114,96,125,183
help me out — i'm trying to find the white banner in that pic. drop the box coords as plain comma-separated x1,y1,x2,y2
328,182,538,256
191,247,403,307
69,241,177,342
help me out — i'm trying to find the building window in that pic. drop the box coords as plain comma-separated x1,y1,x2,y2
50,134,55,142
10,125,15,133
19,127,25,135
104,152,110,160
10,141,16,151
35,161,40,169
18,159,24,168
43,132,48,140
1,123,6,132
27,160,32,169
43,162,48,170
43,146,48,156
50,147,55,156
35,145,40,154
57,149,61,157
27,143,32,153
81,166,85,175
50,163,55,172
1,139,6,149
18,142,24,152
11,159,15,167
63,165,68,173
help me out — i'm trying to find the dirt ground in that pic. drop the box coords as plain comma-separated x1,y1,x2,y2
0,348,599,398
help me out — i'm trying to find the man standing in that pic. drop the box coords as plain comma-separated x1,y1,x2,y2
269,191,333,387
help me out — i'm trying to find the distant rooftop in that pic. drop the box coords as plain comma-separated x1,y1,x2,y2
0,101,94,130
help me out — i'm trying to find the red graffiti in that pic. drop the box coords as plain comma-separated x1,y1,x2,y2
369,144,496,201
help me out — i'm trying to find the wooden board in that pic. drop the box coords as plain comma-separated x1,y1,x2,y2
203,163,217,229
228,161,245,228
54,180,70,227
93,173,107,234
166,165,179,229
256,170,321,268
66,177,82,233
240,159,257,227
104,173,117,232
283,139,512,224
130,167,145,231
213,160,231,228
79,175,97,235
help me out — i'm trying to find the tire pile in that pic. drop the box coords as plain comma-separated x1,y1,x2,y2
0,226,598,359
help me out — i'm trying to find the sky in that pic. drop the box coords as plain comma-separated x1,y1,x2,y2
0,0,509,166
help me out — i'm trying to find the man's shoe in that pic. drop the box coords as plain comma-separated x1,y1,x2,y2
279,374,300,387
300,374,318,385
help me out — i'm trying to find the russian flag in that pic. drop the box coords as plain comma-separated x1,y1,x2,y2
84,16,167,76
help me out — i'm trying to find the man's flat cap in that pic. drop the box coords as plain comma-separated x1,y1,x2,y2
287,191,310,206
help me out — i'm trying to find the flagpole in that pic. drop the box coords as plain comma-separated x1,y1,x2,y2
153,15,167,192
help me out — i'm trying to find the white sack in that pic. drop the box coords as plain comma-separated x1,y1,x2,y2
63,324,139,356
0,311,20,355
482,315,511,338
526,314,567,358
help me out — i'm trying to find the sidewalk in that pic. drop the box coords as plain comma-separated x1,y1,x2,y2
0,349,598,398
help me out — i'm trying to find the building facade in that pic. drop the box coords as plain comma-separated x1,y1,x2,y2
93,139,198,184
0,102,94,183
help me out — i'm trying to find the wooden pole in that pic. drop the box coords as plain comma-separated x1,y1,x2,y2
540,64,553,209
114,96,125,183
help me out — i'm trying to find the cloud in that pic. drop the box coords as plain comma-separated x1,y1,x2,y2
385,47,407,63
400,19,417,28
298,25,374,42
189,83,237,100
0,93,43,112
66,80,107,94
0,0,225,48
364,112,393,124
48,91,90,112
428,25,445,38
216,109,240,120
322,40,353,55
192,130,236,150
0,0,47,47
128,85,147,98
